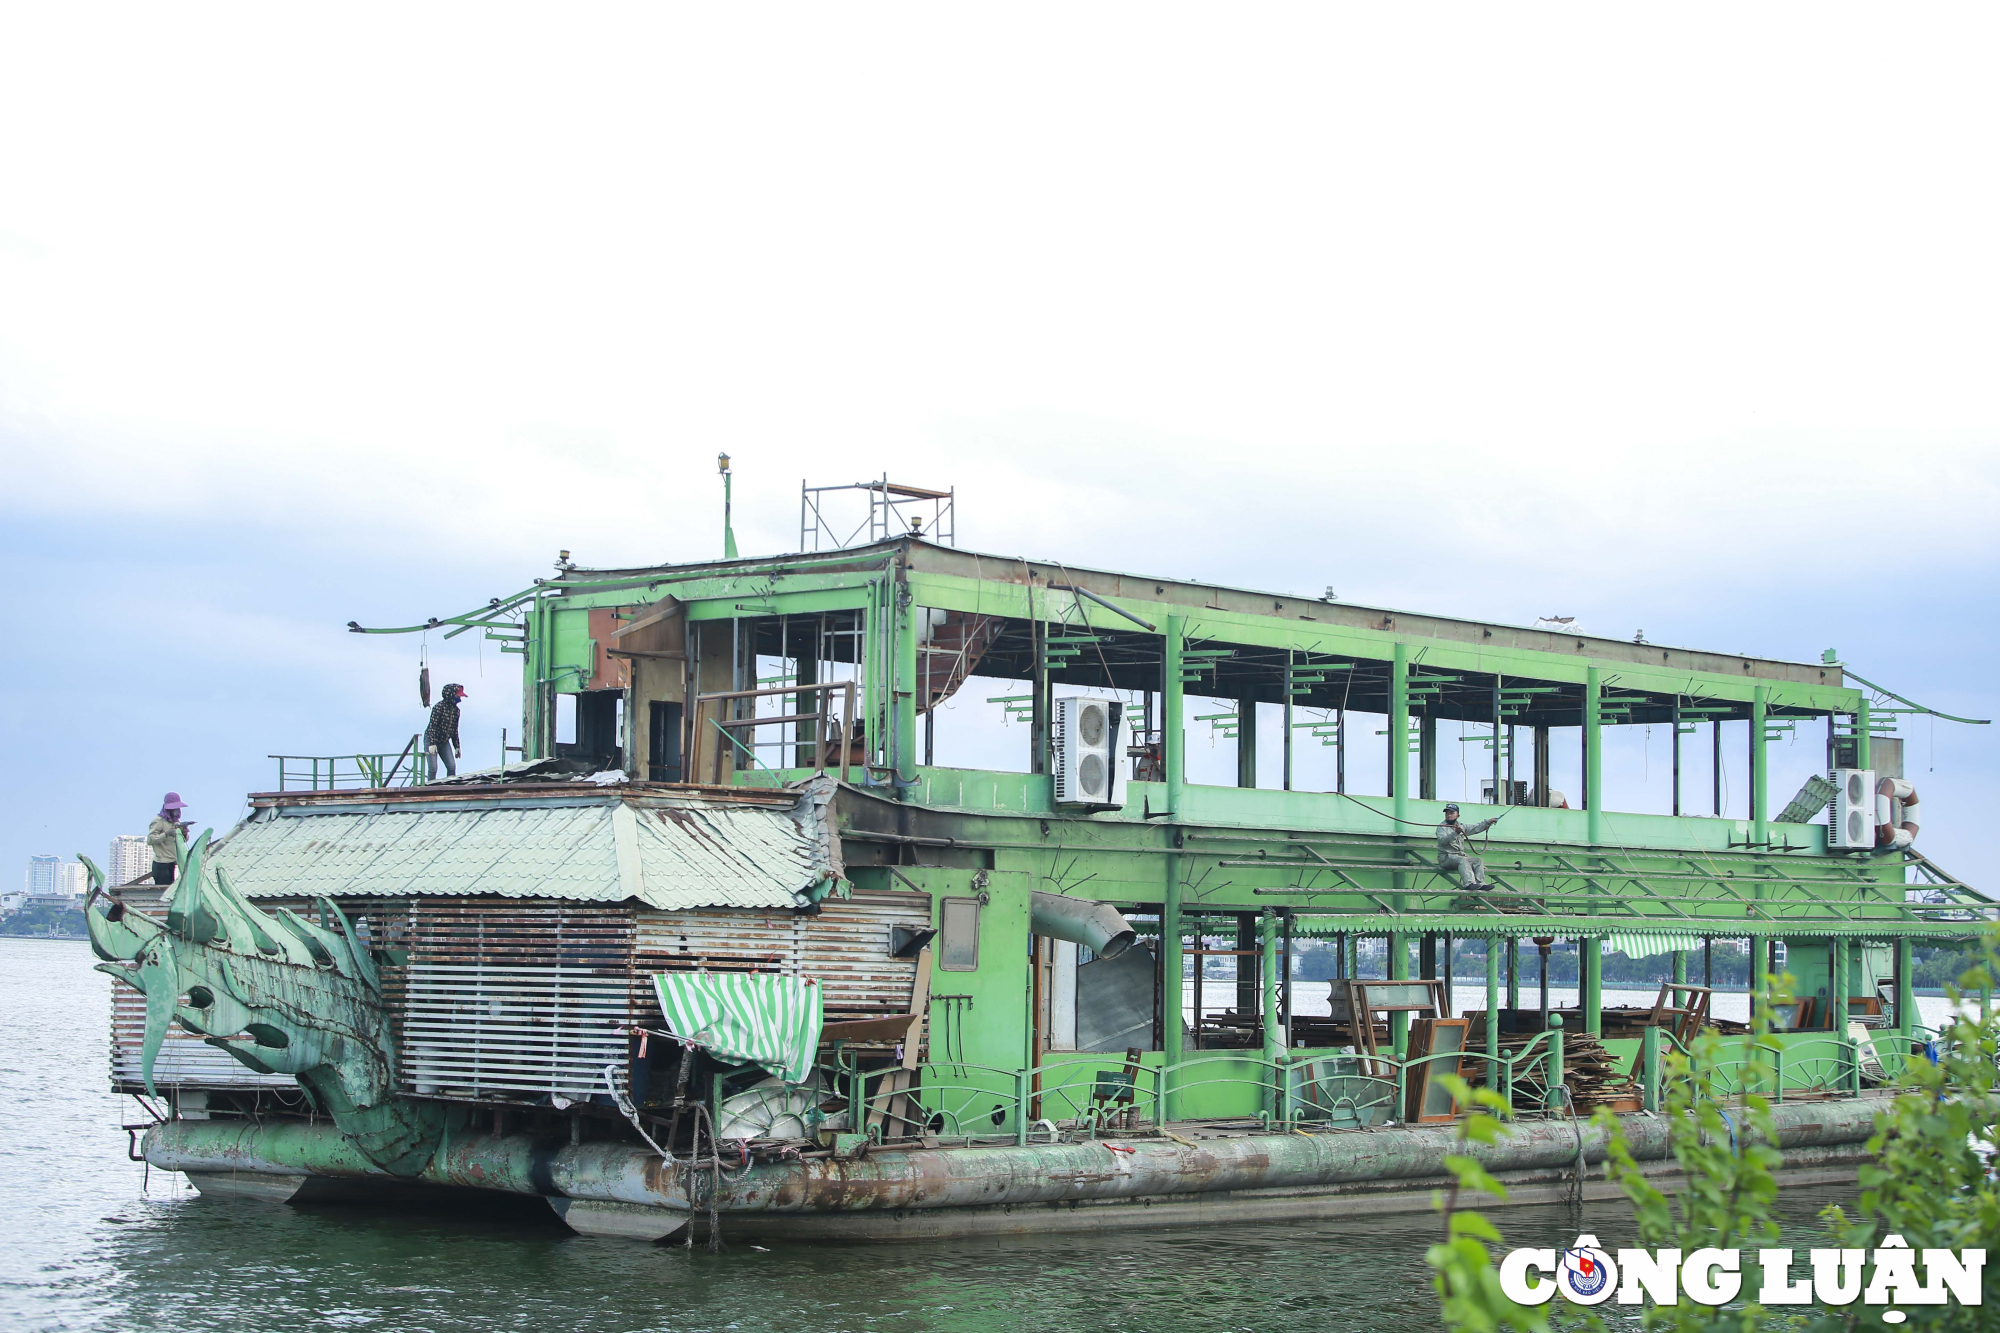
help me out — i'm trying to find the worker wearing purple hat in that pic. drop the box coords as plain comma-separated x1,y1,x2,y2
148,793,191,885
426,683,466,778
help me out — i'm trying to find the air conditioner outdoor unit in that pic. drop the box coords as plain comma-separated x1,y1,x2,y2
1828,767,1876,850
1053,695,1124,808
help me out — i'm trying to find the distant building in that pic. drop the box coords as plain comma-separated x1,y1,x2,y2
25,854,59,896
109,836,150,887
0,891,24,914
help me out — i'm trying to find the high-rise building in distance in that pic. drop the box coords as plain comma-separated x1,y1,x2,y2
60,862,89,898
26,854,59,896
108,836,150,887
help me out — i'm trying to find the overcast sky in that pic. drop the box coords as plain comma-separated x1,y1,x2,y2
3,7,1995,887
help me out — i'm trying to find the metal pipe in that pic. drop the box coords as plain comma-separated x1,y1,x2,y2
1030,892,1137,959
1045,584,1156,632
145,1098,1884,1220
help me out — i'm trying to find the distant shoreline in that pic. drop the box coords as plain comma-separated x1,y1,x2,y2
0,933,86,942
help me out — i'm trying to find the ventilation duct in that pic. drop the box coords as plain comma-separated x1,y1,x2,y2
1030,891,1136,959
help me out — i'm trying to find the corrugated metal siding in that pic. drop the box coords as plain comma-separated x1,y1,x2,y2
110,986,297,1092
210,798,814,911
804,892,935,1024
632,890,934,1028
106,889,295,1093
104,883,932,1102
396,900,634,1100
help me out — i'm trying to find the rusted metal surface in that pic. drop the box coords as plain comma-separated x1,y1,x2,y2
633,889,933,1032
803,891,934,1027
143,1094,1883,1223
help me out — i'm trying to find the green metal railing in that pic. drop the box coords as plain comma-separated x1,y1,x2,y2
801,1017,1910,1150
825,1035,1593,1145
270,736,429,791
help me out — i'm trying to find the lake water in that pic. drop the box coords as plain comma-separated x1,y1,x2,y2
2,937,1893,1333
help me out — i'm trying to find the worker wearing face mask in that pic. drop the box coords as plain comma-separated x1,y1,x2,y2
1437,802,1506,891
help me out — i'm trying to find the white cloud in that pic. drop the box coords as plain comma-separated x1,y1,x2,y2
2,5,1996,876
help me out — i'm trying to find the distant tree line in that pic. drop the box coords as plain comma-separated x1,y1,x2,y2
0,904,87,938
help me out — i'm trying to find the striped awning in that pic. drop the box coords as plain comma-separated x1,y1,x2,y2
654,972,824,1085
1602,932,1705,959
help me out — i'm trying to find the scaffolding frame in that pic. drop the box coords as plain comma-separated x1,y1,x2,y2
801,475,955,551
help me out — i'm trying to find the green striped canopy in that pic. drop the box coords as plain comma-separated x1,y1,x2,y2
653,972,824,1085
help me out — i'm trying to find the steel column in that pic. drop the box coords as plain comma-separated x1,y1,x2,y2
1584,666,1603,844
1260,911,1281,1064
1895,937,1914,1039
1389,644,1410,819
1582,938,1602,1037
1389,932,1410,1058
893,574,918,785
1751,685,1769,846
1162,614,1186,1117
1484,938,1500,1089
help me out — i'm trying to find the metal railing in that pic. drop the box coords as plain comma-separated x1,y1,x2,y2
694,681,859,784
798,1019,1917,1150
270,736,428,791
817,1038,1582,1146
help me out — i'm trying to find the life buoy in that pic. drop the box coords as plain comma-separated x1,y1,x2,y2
1875,777,1920,850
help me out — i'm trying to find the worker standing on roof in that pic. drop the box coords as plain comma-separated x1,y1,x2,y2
148,793,190,885
1437,802,1506,891
426,683,466,778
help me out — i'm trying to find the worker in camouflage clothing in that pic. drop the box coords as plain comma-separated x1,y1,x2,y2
1436,802,1507,891
425,682,466,777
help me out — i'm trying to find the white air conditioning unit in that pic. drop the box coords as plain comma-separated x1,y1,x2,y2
1053,695,1124,808
1828,768,1876,849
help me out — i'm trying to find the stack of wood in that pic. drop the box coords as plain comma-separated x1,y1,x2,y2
1599,1006,1746,1039
1285,1015,1391,1049
1463,1011,1644,1114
